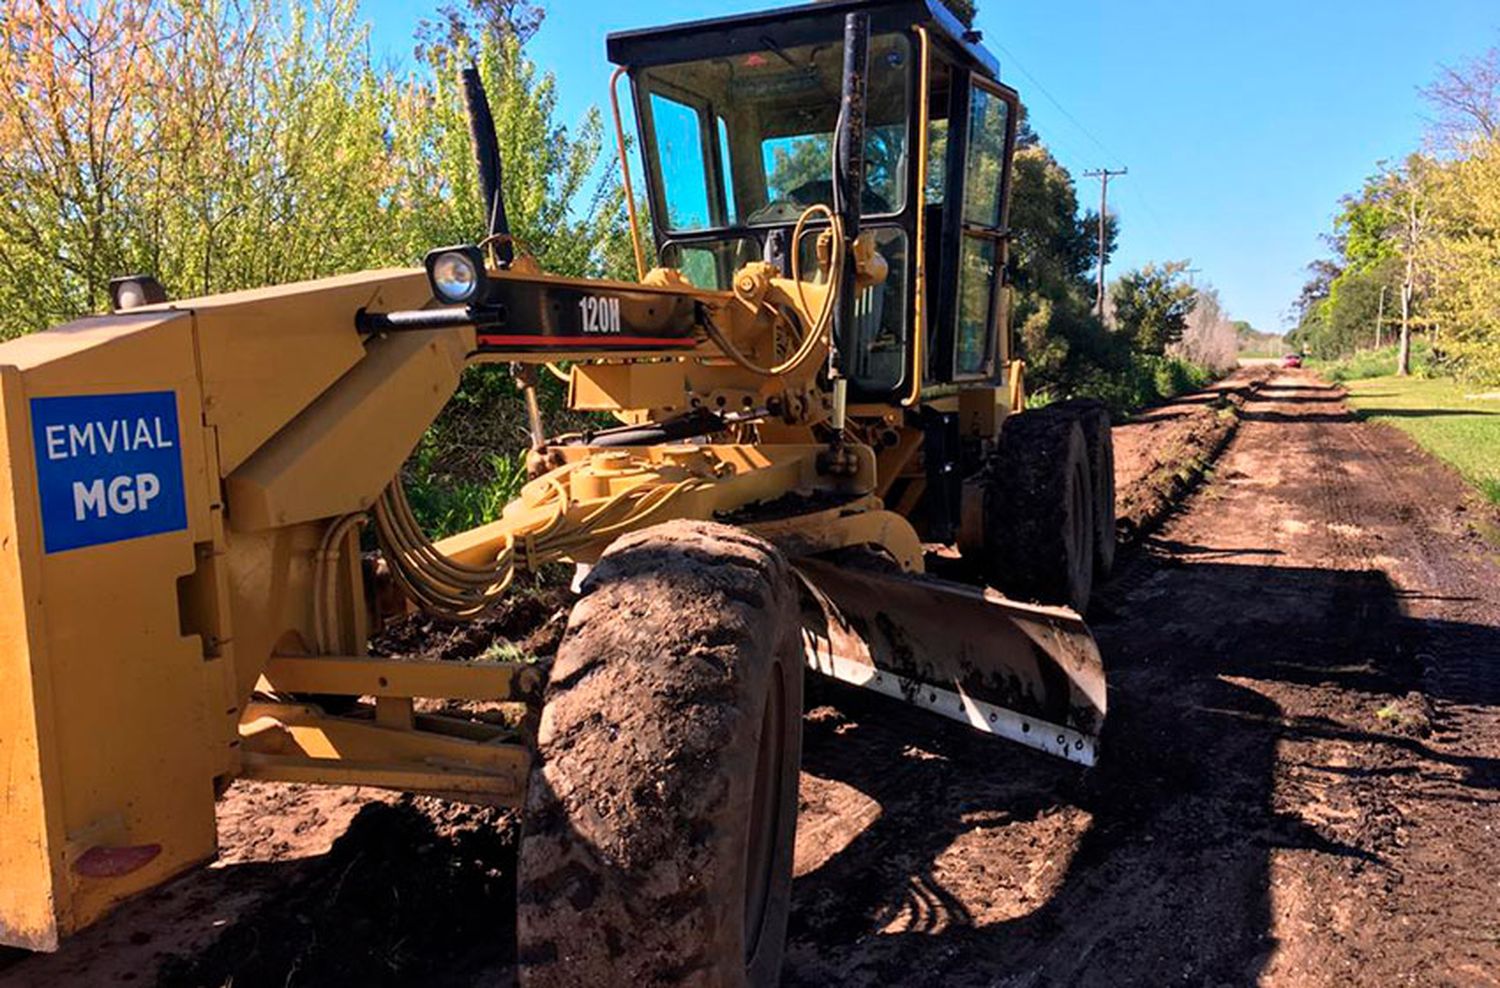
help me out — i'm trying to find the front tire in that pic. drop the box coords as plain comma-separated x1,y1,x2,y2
517,520,803,987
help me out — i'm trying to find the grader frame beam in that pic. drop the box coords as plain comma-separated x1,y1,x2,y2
239,700,530,805
261,654,542,702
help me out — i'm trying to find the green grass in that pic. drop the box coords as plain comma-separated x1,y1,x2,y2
1308,341,1435,383
1343,375,1500,505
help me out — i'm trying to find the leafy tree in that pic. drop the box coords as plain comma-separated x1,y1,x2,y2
1419,141,1500,381
389,27,627,280
0,0,396,334
0,0,628,341
417,0,547,56
1110,261,1198,355
1293,40,1500,384
1003,137,1127,397
1290,164,1417,362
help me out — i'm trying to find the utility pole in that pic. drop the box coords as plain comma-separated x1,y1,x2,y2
1375,284,1386,349
1083,167,1127,319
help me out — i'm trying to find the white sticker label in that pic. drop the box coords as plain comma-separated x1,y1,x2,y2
577,295,622,334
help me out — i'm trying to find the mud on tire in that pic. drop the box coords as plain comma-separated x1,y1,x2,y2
517,520,803,987
984,412,1096,612
1050,399,1117,577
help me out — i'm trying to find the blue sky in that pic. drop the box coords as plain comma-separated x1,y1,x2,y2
365,0,1497,333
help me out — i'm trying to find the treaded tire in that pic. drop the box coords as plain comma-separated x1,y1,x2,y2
1050,399,1117,577
517,520,803,988
986,412,1095,612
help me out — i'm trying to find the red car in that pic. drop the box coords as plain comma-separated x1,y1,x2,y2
1282,353,1304,368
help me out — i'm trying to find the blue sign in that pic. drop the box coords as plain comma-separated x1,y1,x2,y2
30,391,188,553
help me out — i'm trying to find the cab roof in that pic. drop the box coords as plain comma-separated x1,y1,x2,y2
605,0,999,78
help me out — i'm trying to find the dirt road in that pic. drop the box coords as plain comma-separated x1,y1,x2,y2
787,370,1500,985
4,369,1497,986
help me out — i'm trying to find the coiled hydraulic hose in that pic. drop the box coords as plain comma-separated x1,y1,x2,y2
370,466,710,620
702,202,846,377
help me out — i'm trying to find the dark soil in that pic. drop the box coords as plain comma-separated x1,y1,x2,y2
783,371,1500,985
1112,365,1270,544
157,799,518,988
370,578,573,662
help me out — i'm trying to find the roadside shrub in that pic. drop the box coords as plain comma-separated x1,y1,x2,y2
1314,341,1434,382
403,444,527,539
1048,352,1215,417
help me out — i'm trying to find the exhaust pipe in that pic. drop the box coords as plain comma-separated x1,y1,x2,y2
832,12,870,369
460,65,513,267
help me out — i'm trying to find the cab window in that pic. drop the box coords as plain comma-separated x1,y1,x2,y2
954,83,1010,377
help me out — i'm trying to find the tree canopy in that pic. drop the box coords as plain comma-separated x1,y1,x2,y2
1110,261,1198,356
1291,44,1500,383
0,0,629,337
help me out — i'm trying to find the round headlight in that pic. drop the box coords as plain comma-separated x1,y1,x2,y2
108,274,167,312
114,280,148,310
431,250,480,304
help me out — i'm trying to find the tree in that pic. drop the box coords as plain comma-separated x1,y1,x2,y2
0,0,629,340
1289,165,1415,361
1421,46,1500,149
1171,282,1238,373
1292,41,1500,384
1110,261,1198,355
1006,141,1119,392
1384,156,1433,376
417,0,547,58
1419,140,1500,382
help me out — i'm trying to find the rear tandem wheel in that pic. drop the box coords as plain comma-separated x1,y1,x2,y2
978,410,1097,612
1050,398,1117,577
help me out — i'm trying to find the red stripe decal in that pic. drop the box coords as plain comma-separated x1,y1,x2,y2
476,334,695,348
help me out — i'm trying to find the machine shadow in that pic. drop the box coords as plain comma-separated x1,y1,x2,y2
784,554,1498,986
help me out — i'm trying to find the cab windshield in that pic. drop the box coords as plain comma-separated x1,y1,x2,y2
637,33,913,233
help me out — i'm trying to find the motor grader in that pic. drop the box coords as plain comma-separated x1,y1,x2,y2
0,0,1112,983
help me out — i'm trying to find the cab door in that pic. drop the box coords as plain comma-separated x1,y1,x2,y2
933,75,1018,385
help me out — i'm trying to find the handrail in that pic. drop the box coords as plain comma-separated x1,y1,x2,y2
904,25,932,407
609,65,648,281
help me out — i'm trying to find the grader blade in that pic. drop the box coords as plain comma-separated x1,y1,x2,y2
795,560,1106,765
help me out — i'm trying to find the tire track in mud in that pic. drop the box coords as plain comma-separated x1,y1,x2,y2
785,370,1500,987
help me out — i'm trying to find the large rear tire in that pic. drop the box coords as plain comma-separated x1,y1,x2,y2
983,412,1095,612
517,520,803,987
1051,399,1117,578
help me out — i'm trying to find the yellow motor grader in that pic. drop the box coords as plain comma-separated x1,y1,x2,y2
0,1,1112,983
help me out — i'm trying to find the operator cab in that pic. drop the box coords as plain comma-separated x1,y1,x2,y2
607,0,1019,403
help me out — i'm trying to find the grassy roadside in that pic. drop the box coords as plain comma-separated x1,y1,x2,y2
1306,341,1434,383
1343,375,1500,505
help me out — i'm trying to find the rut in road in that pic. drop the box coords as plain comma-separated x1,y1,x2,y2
785,371,1500,987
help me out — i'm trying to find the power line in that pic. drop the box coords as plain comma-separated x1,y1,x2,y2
993,40,1175,248
991,41,1125,170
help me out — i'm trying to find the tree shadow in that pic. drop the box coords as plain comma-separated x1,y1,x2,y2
1352,407,1500,419
0,798,520,988
783,555,1499,986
